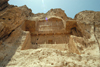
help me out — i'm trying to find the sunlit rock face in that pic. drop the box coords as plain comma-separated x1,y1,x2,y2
0,5,33,66
46,9,68,20
0,7,25,40
19,5,34,17
75,10,100,50
0,3,100,67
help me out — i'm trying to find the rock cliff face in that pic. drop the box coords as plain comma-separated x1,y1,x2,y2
0,1,33,66
75,11,100,49
0,0,9,11
0,1,100,67
0,7,25,40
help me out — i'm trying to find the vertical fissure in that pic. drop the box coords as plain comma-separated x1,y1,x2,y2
93,22,100,51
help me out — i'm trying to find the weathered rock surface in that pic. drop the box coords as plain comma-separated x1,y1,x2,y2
0,0,9,11
26,9,72,35
5,48,100,67
46,9,68,20
19,5,34,17
0,2,100,67
0,7,25,40
0,5,33,40
0,5,33,66
75,10,100,50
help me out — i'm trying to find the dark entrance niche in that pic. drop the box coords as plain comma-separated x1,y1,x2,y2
48,40,53,44
71,27,77,32
71,27,83,37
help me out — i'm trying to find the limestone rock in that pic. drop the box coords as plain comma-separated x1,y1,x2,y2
0,28,33,65
5,48,100,67
0,7,27,40
66,20,77,34
0,3,100,67
19,5,33,17
4,28,23,45
28,8,69,21
68,35,83,55
75,10,100,49
25,20,35,33
21,31,32,50
46,8,68,20
0,0,9,11
68,35,99,56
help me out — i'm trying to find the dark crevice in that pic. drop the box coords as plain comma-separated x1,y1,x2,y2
7,30,15,37
0,29,15,41
0,2,8,11
0,1,7,6
0,35,8,41
94,22,95,32
0,21,24,41
0,5,8,11
71,27,76,31
71,27,83,37
0,28,4,33
93,22,100,51
61,16,63,18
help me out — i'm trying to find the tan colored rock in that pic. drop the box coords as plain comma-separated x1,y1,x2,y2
28,8,68,21
68,35,82,55
21,31,32,50
68,35,99,56
4,28,23,45
5,48,100,67
0,5,33,66
75,10,100,50
27,17,67,35
25,20,35,34
46,8,68,20
19,5,33,17
0,7,29,40
0,3,100,66
66,20,77,33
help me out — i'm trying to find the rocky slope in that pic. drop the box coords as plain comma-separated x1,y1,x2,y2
0,0,100,67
